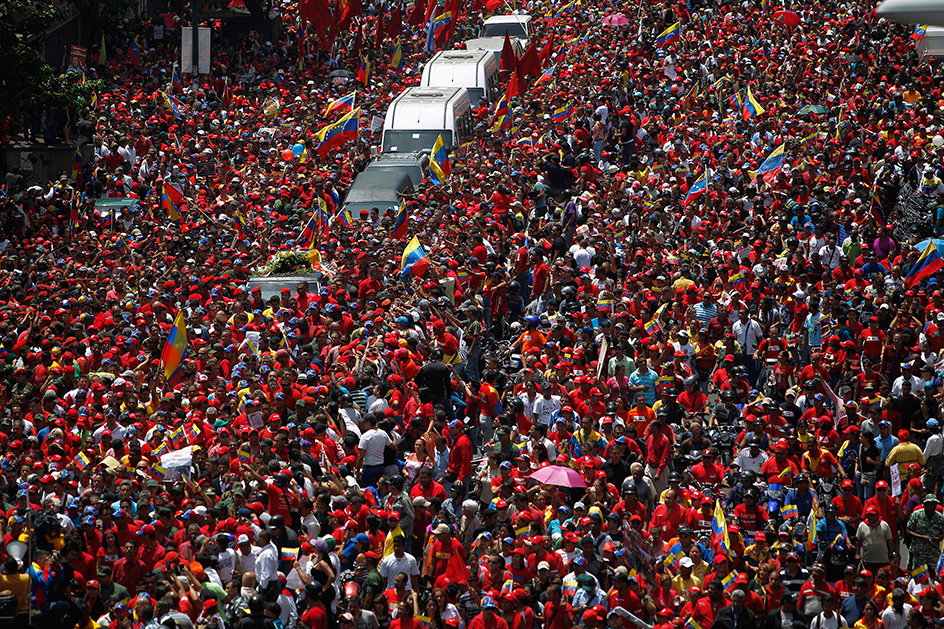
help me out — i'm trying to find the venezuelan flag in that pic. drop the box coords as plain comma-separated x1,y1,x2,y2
904,241,944,288
656,21,681,47
315,108,360,157
75,452,91,469
151,464,168,480
552,103,573,121
358,55,370,86
682,170,708,206
71,148,83,184
712,499,730,556
171,69,183,92
685,619,703,629
152,441,169,459
281,547,299,561
128,40,141,67
755,144,785,184
721,570,737,592
169,425,185,449
392,201,408,240
743,85,765,119
299,215,318,249
429,134,451,185
325,92,355,116
390,37,404,70
490,93,510,131
913,24,929,40
913,564,930,581
237,449,252,463
337,208,353,228
536,65,555,84
159,311,188,385
400,236,429,280
781,504,799,519
162,192,181,224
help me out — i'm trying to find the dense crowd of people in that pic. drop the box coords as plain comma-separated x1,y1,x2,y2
4,0,944,628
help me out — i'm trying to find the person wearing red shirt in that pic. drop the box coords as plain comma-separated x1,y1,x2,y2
410,468,447,503
860,318,886,363
832,479,863,532
802,442,841,479
733,491,769,534
865,480,899,539
649,490,688,540
761,443,799,485
543,584,573,629
111,540,147,591
690,450,725,485
468,598,510,629
607,572,643,629
691,579,727,628
445,420,473,482
428,524,467,582
301,582,328,629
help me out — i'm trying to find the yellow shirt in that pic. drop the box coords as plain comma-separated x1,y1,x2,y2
885,442,926,475
672,574,702,596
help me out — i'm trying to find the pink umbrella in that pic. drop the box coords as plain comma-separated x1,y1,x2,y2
529,465,588,488
602,13,630,26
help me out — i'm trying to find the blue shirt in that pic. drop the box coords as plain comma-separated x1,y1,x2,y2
629,368,659,405
784,488,815,518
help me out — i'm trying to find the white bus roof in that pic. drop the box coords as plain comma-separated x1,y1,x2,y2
384,87,470,130
877,0,944,26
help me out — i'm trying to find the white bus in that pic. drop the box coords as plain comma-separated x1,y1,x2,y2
420,49,500,104
381,87,474,154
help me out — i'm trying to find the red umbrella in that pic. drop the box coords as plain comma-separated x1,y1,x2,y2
772,10,801,26
528,465,588,488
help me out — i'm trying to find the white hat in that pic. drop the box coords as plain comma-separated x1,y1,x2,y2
433,523,451,535
237,534,250,545
679,557,694,568
537,561,551,571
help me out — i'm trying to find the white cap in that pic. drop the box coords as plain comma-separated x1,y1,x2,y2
433,523,451,535
193,505,207,516
237,534,250,545
680,557,694,568
537,561,551,571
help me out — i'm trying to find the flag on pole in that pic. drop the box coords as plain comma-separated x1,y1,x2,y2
682,170,708,206
655,21,681,47
390,37,404,69
392,201,409,240
325,92,355,116
75,452,92,470
429,134,451,185
128,40,141,67
743,85,765,119
162,192,181,223
712,499,730,557
159,310,188,385
904,241,944,288
357,55,370,85
400,236,429,280
299,215,319,250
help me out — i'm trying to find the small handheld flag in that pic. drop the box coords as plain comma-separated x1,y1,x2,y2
281,547,300,561
390,37,404,70
325,92,355,116
75,452,91,470
237,450,252,463
400,236,429,280
358,55,370,85
744,85,766,119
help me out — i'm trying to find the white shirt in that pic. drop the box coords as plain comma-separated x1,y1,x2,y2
255,541,279,588
237,547,258,575
533,395,562,427
732,448,769,474
359,428,392,466
881,604,912,629
891,374,922,397
732,318,764,354
379,552,420,589
924,433,943,460
340,406,362,437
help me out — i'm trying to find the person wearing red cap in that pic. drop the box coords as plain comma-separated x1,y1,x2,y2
857,505,894,574
885,430,926,478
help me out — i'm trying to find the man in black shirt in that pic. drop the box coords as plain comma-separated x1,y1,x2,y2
415,348,453,418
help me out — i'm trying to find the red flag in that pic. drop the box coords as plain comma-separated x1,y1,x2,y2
485,0,503,10
164,182,185,206
519,42,539,77
539,33,555,66
506,68,522,99
407,0,426,25
386,6,402,39
375,13,385,47
351,23,363,58
338,0,363,29
499,32,517,73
